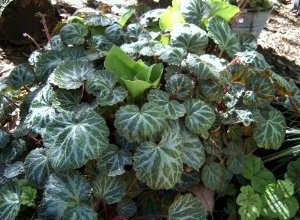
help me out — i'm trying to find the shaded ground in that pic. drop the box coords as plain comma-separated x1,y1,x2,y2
0,0,300,80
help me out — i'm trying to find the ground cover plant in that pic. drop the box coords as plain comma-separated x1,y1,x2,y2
1,0,300,219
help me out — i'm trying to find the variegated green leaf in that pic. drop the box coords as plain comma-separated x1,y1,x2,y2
42,110,109,170
63,204,97,220
5,64,35,90
224,144,246,175
24,148,53,188
254,109,286,150
104,23,123,44
86,70,127,106
244,75,274,106
133,132,183,189
201,162,222,190
180,127,205,170
87,35,113,51
97,144,132,177
160,47,187,66
199,80,224,102
168,193,207,220
60,46,86,61
24,84,56,134
36,50,64,82
0,138,26,164
238,32,257,51
0,181,20,220
184,99,216,138
185,54,229,83
53,88,81,111
236,51,271,71
0,129,10,149
3,161,24,178
147,90,186,120
51,61,94,90
170,24,208,53
45,35,65,51
93,175,127,204
60,23,88,45
39,171,91,220
175,171,201,191
271,72,296,97
207,16,240,57
117,199,137,218
114,102,166,142
84,15,114,27
166,74,194,101
180,0,210,25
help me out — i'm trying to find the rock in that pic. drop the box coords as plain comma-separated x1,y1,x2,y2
0,0,58,45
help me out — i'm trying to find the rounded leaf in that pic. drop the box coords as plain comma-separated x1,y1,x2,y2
184,99,216,137
24,148,53,188
6,64,35,90
180,0,210,25
170,24,208,53
53,88,81,111
0,182,20,220
254,109,286,150
168,193,207,220
160,47,187,66
60,23,88,45
166,74,194,101
84,15,114,27
87,35,113,51
117,199,137,218
4,161,24,179
63,204,97,220
133,132,183,189
93,175,127,204
42,110,109,170
201,162,222,190
114,102,166,142
51,60,94,90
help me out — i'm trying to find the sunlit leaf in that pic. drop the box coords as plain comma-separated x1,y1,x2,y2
53,88,81,111
168,193,207,220
159,6,185,30
160,47,187,65
166,74,194,101
180,0,210,25
5,64,35,90
84,15,114,27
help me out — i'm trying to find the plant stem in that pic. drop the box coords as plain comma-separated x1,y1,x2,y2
1,94,19,108
101,200,108,220
36,12,51,42
24,86,31,93
23,33,41,50
218,50,224,58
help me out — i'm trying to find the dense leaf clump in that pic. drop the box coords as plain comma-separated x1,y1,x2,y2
1,0,300,219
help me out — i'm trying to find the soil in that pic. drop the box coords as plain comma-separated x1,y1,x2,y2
0,0,299,81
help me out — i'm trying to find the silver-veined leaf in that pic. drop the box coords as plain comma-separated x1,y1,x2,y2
97,144,132,177
180,126,205,170
238,32,257,51
86,70,127,106
170,24,208,53
3,161,24,179
53,88,81,111
243,74,274,106
114,102,166,142
159,47,187,66
36,50,64,82
39,171,91,220
51,61,94,90
5,64,35,90
184,99,216,138
133,132,183,190
93,175,127,204
201,162,222,190
0,129,10,149
63,204,97,220
139,9,165,27
45,35,65,51
236,50,271,71
42,110,109,170
60,46,86,61
271,72,296,97
236,185,262,220
60,23,88,45
87,35,113,51
254,109,286,150
207,16,240,57
168,193,207,220
166,74,194,101
224,144,246,175
24,84,56,134
199,80,224,102
180,0,210,25
104,23,123,44
0,181,21,220
24,148,53,188
117,199,137,218
84,15,114,27
147,89,186,120
185,53,229,83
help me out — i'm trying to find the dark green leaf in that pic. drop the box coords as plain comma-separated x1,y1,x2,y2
5,64,35,90
60,23,88,45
